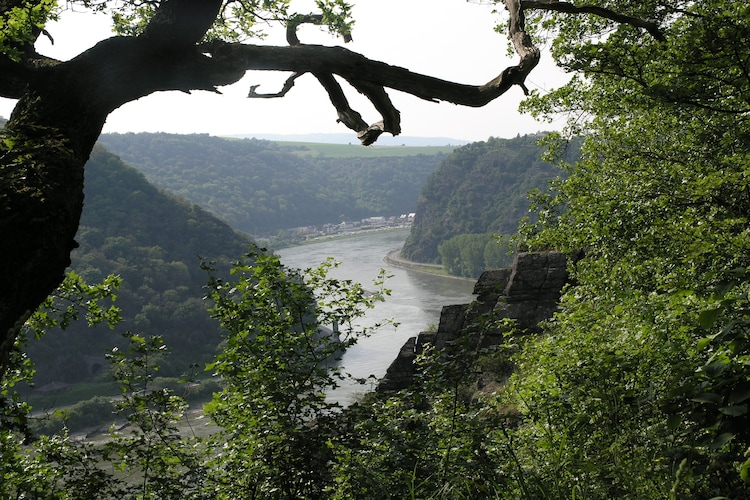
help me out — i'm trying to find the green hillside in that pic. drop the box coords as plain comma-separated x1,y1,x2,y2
97,133,448,236
401,134,577,264
25,146,253,385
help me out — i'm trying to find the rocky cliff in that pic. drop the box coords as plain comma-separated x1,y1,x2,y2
378,251,570,391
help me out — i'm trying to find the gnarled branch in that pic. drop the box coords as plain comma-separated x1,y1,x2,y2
210,41,537,144
286,13,353,46
247,72,303,98
220,0,540,145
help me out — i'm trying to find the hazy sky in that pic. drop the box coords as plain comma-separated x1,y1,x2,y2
0,1,568,142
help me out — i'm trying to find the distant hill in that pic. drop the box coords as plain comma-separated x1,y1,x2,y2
227,133,469,147
401,134,576,264
25,146,253,384
266,141,456,159
98,133,448,236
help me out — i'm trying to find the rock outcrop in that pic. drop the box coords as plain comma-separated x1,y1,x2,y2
378,251,569,392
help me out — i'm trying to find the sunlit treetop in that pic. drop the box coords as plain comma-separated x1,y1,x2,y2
78,0,354,41
1,0,352,62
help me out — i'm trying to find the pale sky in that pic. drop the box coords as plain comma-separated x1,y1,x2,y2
0,1,568,142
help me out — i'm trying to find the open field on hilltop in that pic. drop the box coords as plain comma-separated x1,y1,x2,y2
273,141,458,158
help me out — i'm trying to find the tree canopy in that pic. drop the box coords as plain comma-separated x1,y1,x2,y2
24,145,253,386
97,132,446,235
508,0,750,494
401,134,574,265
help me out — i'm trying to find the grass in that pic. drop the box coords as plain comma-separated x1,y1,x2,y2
273,141,458,158
26,378,121,411
26,375,223,437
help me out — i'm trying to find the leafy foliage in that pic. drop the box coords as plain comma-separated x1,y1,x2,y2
438,233,514,278
0,0,58,61
3,332,211,499
78,0,354,42
329,305,522,498
1,271,120,446
1,273,122,498
3,246,396,498
507,1,750,497
401,134,575,264
104,333,209,499
25,271,122,338
202,246,391,498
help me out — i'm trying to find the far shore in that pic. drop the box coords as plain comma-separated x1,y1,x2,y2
273,226,476,283
269,226,411,250
384,249,475,283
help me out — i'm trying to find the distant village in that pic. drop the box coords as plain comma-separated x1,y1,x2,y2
261,213,416,247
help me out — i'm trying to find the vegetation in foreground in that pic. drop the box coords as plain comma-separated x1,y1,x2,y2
2,220,749,499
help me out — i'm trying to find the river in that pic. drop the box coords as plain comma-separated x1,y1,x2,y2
276,229,476,403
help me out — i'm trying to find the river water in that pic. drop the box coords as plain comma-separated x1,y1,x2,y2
276,229,476,402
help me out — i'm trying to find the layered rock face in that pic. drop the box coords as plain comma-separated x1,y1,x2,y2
378,251,569,391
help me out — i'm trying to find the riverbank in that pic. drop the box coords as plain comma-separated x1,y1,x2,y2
384,249,475,282
271,227,411,250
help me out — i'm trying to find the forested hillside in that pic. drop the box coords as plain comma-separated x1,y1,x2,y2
25,146,253,385
401,134,574,264
98,133,447,235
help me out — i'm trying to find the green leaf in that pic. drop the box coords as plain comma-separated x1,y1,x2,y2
718,405,747,416
730,385,750,404
741,458,750,483
666,414,682,431
696,336,715,351
709,432,735,450
692,393,722,405
698,308,723,329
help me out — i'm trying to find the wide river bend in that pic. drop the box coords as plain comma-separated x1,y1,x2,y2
277,229,476,403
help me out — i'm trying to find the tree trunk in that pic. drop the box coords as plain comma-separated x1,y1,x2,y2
0,87,106,370
0,10,241,372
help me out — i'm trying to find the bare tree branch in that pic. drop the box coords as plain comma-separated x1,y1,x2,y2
348,78,401,138
208,41,537,143
311,71,362,129
247,72,303,98
210,0,540,144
